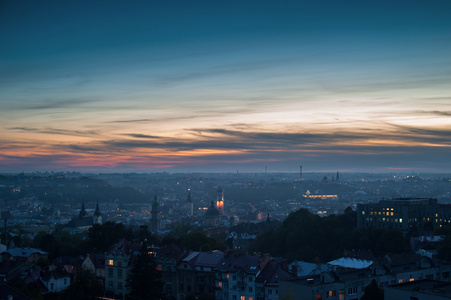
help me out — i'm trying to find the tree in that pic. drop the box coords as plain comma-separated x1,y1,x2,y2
126,241,163,300
64,269,104,300
87,221,126,253
361,279,384,300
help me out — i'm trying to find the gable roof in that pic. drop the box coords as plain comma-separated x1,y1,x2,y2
4,247,48,258
215,252,262,274
256,260,295,285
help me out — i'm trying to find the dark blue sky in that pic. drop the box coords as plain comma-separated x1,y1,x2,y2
1,0,451,173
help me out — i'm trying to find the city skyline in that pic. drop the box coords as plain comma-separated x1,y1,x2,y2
1,0,451,173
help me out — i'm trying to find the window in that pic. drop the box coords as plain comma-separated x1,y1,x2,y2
233,275,237,280
233,296,237,300
248,277,253,282
108,268,113,277
249,287,253,292
241,296,245,300
50,283,54,291
99,269,103,277
268,289,272,295
118,282,123,290
117,269,123,278
157,265,162,271
108,259,114,266
339,294,344,300
108,281,113,288
118,261,122,267
316,294,322,300
64,278,67,285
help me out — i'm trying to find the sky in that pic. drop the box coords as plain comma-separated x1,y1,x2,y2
1,0,451,173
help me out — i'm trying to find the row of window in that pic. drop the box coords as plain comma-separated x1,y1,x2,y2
108,281,123,290
107,267,123,278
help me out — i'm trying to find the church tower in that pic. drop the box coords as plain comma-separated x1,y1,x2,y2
79,201,87,219
150,194,161,232
216,187,224,215
93,202,102,225
186,189,193,217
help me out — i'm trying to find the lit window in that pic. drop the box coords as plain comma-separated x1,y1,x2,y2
108,260,114,266
157,265,162,271
241,296,245,300
399,218,403,223
410,278,415,282
390,212,394,216
339,294,344,300
218,282,222,289
362,211,365,215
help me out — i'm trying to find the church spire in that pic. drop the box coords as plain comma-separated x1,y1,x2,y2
94,202,102,217
79,201,87,219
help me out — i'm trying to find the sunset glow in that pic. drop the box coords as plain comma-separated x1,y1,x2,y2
1,0,451,173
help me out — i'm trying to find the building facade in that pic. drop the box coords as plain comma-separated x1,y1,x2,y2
279,256,451,300
177,251,224,300
357,198,451,232
104,239,140,298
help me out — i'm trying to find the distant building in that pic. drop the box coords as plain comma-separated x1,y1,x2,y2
185,190,193,217
65,202,102,232
205,201,221,227
93,202,102,225
150,194,161,232
356,198,451,232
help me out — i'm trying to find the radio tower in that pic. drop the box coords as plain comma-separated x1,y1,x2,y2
299,165,303,182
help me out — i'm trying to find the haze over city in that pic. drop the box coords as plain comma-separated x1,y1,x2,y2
1,0,451,173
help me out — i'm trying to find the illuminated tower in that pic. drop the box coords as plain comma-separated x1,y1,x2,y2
216,187,224,215
150,194,161,232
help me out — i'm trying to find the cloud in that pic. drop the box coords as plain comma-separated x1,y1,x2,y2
123,134,161,139
8,127,98,137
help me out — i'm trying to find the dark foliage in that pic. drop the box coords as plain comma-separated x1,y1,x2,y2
64,269,104,300
86,221,127,253
361,279,384,300
126,241,163,300
251,208,410,262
